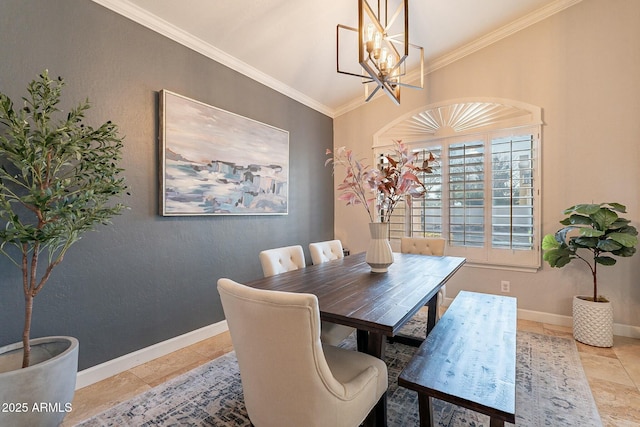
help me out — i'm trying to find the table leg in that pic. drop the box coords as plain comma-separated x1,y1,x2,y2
426,294,438,336
357,329,368,353
357,330,386,360
367,332,386,360
386,292,440,347
358,331,387,426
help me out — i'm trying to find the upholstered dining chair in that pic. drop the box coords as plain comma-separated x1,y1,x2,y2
259,245,306,277
400,236,446,257
259,244,353,346
400,237,447,320
308,240,355,344
309,239,344,265
218,278,388,427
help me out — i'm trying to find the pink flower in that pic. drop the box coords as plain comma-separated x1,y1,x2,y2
326,141,435,223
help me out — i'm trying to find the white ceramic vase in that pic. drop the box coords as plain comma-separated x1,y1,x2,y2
365,222,394,273
572,296,613,347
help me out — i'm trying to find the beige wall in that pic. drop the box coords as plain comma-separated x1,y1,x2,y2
333,0,640,330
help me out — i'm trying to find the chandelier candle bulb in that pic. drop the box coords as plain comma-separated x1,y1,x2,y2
366,23,375,41
374,32,382,55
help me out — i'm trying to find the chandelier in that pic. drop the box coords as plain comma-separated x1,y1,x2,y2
337,0,424,105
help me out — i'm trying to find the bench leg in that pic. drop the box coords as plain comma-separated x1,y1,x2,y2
417,394,506,427
417,394,433,427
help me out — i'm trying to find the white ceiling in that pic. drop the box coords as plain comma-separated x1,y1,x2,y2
93,0,581,117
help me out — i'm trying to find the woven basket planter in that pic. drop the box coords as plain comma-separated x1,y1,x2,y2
572,296,613,347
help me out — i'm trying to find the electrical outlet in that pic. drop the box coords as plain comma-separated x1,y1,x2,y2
501,280,510,293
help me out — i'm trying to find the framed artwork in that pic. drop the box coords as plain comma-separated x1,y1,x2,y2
159,90,289,216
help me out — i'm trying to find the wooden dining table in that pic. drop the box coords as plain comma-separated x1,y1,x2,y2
243,251,466,426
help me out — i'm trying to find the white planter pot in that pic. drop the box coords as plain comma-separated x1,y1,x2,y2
0,336,79,427
365,222,394,273
572,296,613,347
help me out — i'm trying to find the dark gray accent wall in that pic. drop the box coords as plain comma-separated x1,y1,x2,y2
0,0,334,370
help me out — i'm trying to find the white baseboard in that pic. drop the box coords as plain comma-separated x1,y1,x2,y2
443,297,640,340
516,307,573,327
75,320,228,389
77,301,640,390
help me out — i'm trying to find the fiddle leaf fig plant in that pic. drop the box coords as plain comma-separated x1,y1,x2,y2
0,70,128,368
542,203,637,302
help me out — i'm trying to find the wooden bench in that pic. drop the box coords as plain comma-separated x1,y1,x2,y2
398,291,517,427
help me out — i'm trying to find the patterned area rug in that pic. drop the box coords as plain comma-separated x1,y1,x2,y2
78,316,602,427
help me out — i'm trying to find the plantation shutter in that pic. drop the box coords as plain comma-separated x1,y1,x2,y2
491,134,535,250
448,140,485,247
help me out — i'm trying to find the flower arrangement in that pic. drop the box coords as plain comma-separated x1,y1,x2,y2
326,140,435,223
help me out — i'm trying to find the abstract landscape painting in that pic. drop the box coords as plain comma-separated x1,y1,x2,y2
159,90,289,216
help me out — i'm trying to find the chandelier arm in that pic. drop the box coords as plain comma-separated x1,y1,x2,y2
384,1,404,32
337,24,375,80
394,81,423,89
360,61,385,86
380,82,400,105
338,69,377,80
365,84,383,102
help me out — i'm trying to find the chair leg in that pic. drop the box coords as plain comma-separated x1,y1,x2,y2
363,391,387,427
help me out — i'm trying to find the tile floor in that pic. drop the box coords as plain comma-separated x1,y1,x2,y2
63,320,640,426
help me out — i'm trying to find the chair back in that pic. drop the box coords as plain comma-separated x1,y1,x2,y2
308,239,355,344
259,245,305,277
309,240,344,265
400,237,446,256
217,278,353,426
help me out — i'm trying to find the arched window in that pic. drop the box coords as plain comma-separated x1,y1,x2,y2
374,98,542,270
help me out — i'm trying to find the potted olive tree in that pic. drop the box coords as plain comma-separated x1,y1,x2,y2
0,71,127,426
542,203,637,347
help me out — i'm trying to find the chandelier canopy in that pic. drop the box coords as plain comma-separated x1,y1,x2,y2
337,0,424,105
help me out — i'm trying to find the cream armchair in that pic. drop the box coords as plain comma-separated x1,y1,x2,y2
400,237,447,320
260,244,353,346
218,278,388,427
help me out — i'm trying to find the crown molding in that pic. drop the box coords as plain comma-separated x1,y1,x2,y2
335,0,583,116
92,0,582,119
91,0,335,117
426,0,583,74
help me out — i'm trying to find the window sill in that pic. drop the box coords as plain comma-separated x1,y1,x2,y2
461,261,540,273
